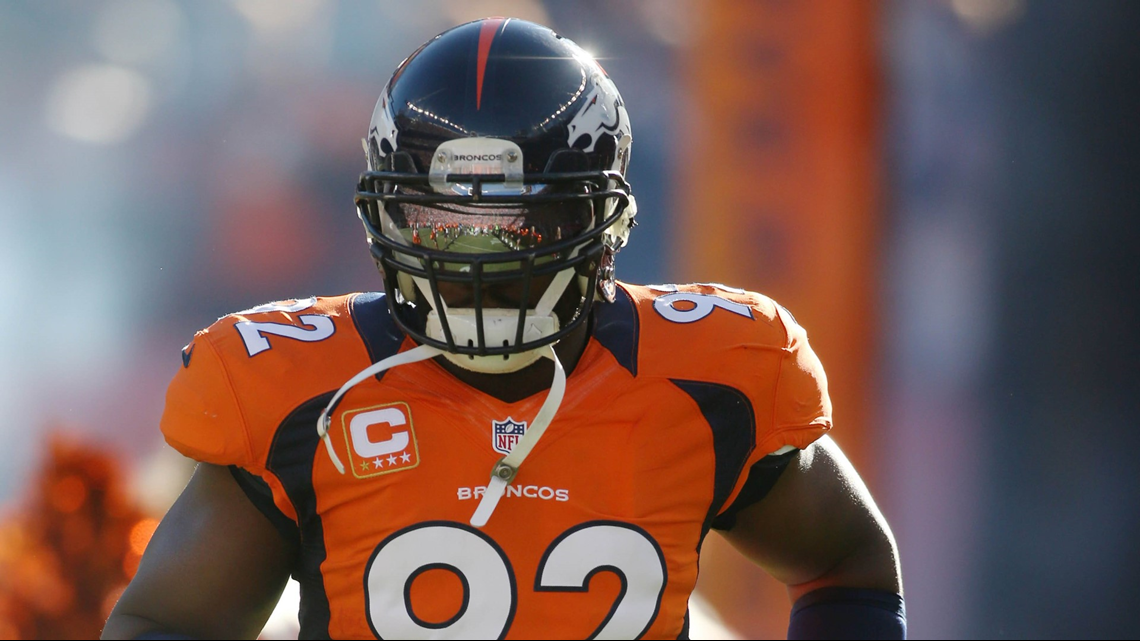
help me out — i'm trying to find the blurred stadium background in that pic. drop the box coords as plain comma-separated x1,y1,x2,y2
1,0,1137,638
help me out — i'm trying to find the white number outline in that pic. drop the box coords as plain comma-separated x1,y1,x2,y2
232,298,335,356
239,297,317,315
534,521,667,640
652,291,754,324
364,521,516,640
363,520,667,640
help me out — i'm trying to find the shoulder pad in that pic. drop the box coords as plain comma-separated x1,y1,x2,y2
160,294,386,467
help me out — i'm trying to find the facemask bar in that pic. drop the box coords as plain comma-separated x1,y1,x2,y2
410,258,578,351
356,168,628,358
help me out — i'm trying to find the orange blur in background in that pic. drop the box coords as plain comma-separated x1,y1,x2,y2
0,434,155,640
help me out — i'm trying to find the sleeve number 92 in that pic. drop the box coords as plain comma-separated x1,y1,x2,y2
233,298,335,357
364,521,667,640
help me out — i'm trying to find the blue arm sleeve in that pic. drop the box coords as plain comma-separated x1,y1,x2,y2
787,587,906,640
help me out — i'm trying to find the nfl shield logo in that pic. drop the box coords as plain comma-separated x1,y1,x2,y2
492,417,527,455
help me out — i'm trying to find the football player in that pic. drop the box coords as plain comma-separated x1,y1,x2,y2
103,18,903,640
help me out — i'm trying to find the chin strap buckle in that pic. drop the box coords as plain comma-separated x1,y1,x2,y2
491,458,518,483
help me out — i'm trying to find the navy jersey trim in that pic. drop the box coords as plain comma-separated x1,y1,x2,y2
710,449,798,531
669,379,756,538
228,465,301,548
350,292,406,381
267,391,336,640
593,285,639,377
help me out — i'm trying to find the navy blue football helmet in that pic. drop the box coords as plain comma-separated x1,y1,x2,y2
356,18,636,374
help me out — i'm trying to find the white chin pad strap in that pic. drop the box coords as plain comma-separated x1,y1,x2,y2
314,341,566,529
426,309,556,373
316,343,444,475
417,268,575,374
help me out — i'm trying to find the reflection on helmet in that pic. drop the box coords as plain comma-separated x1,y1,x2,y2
391,193,592,258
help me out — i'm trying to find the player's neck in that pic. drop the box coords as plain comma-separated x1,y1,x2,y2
430,316,591,404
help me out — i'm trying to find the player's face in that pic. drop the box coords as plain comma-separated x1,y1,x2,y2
435,272,558,309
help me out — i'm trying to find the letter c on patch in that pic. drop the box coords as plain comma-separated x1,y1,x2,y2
349,407,409,458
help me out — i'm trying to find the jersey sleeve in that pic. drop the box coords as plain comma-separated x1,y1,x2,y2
620,283,836,529
160,330,255,467
762,304,833,454
713,301,833,529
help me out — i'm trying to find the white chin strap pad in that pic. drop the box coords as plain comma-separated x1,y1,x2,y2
427,309,557,373
416,268,575,374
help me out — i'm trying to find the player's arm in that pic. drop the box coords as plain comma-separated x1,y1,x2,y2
101,462,296,640
720,436,904,638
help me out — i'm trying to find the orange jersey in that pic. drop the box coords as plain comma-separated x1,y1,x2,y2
160,282,832,639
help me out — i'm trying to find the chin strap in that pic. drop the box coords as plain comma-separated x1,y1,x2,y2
314,334,566,528
469,344,566,527
316,343,444,474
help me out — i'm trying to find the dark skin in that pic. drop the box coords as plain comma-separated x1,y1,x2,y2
103,463,295,639
102,281,901,639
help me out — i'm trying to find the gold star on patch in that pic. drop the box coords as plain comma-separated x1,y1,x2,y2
358,460,370,472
